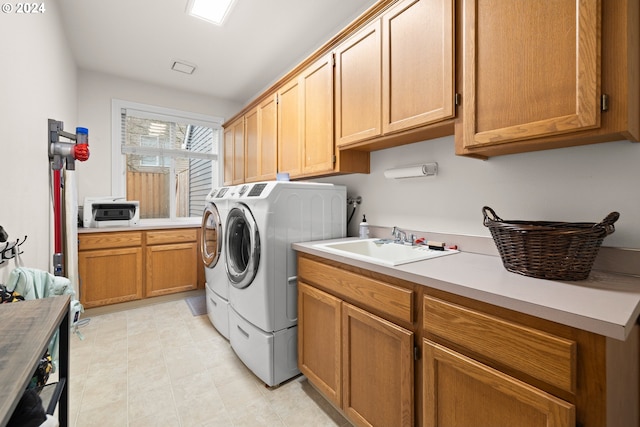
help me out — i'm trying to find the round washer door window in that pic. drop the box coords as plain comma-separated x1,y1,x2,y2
225,203,260,289
201,203,222,268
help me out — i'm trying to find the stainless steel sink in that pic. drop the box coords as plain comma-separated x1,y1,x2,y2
313,238,458,266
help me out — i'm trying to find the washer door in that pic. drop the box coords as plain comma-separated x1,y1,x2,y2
201,203,222,268
225,203,260,289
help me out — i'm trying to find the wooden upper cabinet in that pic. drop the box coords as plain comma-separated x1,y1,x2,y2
232,119,245,184
456,0,639,158
223,117,244,185
335,19,382,147
223,124,234,185
257,94,278,180
277,77,303,178
244,94,278,183
279,53,342,178
458,0,600,151
382,0,455,133
244,107,259,182
301,53,335,175
336,0,455,148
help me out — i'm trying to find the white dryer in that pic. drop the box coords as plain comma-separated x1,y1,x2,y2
224,181,346,386
201,185,234,339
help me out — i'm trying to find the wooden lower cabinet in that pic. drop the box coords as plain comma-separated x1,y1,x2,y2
145,229,198,297
298,282,414,427
343,303,414,427
146,242,197,297
78,228,201,308
298,282,342,407
297,253,640,427
423,339,574,427
78,246,143,308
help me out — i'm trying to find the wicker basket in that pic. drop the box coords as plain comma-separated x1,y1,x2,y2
482,206,619,281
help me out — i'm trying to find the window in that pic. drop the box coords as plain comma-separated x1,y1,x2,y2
112,100,223,220
139,135,160,166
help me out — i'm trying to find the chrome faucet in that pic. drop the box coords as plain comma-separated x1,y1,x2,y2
391,226,404,242
391,227,415,245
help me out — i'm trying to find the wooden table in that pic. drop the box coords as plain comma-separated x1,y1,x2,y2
0,295,70,427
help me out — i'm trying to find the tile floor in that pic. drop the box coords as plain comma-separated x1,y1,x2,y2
67,297,351,426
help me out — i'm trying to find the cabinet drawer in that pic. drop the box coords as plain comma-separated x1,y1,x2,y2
146,229,197,245
78,232,142,250
423,295,576,394
298,256,413,324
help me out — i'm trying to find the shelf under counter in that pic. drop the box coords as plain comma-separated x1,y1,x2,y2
0,295,70,426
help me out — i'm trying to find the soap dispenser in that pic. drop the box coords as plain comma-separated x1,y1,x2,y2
359,215,369,239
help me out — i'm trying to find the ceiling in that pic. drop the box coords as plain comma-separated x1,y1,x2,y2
58,0,378,105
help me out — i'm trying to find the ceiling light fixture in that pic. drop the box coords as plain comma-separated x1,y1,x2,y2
186,0,236,25
171,60,196,75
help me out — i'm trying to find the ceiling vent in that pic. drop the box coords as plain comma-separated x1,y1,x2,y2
171,60,196,75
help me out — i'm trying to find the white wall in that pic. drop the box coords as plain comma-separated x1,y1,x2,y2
75,70,242,202
317,136,640,248
0,3,77,273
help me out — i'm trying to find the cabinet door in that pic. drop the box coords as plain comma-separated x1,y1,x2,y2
382,0,455,133
342,303,414,427
335,19,382,147
301,54,335,175
298,282,342,407
244,107,260,182
223,118,244,185
423,339,575,427
78,247,143,308
245,96,278,183
278,77,303,177
257,94,278,181
232,119,245,184
146,242,198,297
458,0,600,151
223,126,234,185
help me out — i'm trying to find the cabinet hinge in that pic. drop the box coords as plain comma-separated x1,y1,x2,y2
414,346,420,361
601,94,609,112
331,53,336,67
454,93,461,106
332,155,337,164
276,95,279,105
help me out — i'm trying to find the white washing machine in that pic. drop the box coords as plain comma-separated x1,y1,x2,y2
201,185,234,339
224,181,346,386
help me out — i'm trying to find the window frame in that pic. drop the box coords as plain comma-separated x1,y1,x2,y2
111,99,224,218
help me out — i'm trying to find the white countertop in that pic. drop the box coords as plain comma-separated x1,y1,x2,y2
293,238,640,341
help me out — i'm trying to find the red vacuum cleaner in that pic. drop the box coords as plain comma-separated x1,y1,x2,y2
48,119,90,276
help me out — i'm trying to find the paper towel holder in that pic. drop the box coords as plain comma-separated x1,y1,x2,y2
384,162,438,179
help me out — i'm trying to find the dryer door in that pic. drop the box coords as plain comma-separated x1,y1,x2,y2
225,203,260,289
201,203,222,268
